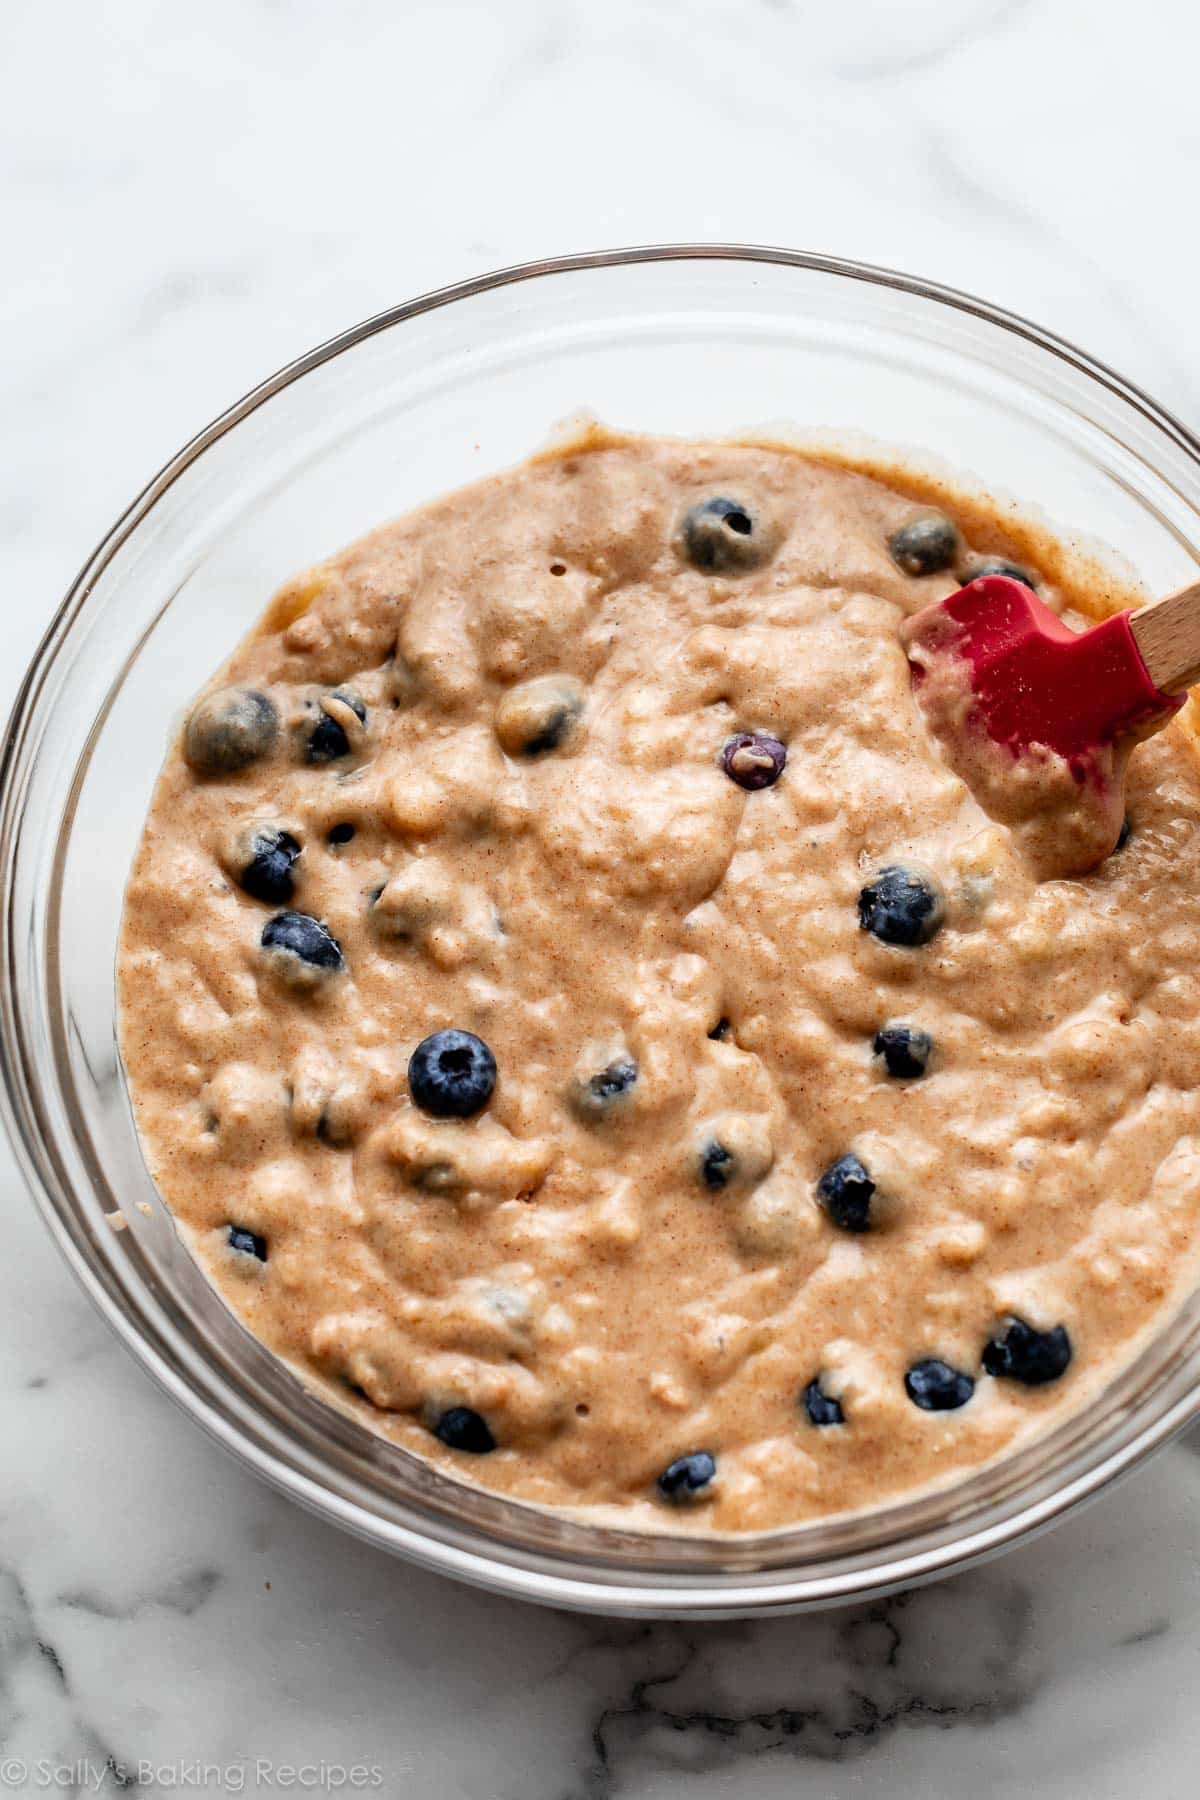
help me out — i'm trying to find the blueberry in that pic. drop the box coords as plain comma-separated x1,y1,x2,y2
888,513,960,577
905,1359,975,1412
409,1029,497,1118
708,1017,730,1041
327,823,356,848
983,1317,1072,1386
494,675,585,757
572,1056,638,1122
238,829,301,905
697,1115,773,1194
261,910,345,976
184,687,278,774
1115,817,1132,852
719,732,787,791
873,1024,933,1080
700,1140,735,1191
965,555,1038,589
532,719,572,756
656,1450,717,1502
681,497,771,572
306,692,367,763
525,709,578,756
803,1377,844,1427
858,863,946,947
433,1406,496,1454
816,1153,875,1232
228,1225,267,1261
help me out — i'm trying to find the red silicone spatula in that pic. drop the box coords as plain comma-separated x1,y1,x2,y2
903,574,1200,766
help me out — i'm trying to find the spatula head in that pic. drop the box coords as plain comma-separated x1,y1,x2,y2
904,575,1180,763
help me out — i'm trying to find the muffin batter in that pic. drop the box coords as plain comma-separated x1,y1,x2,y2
118,431,1200,1532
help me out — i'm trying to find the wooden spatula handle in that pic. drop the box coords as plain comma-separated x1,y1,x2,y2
1131,579,1200,694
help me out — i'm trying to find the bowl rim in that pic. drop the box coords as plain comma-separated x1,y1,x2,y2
7,241,1200,1617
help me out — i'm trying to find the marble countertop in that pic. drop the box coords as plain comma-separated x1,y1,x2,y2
6,0,1200,1792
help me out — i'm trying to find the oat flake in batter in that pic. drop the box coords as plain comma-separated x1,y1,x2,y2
118,430,1200,1533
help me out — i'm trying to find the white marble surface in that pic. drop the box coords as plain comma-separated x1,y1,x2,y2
6,0,1200,1793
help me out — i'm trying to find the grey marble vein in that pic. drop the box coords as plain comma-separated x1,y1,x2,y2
567,1578,1035,1795
55,1568,222,1624
831,0,1034,80
0,1566,141,1795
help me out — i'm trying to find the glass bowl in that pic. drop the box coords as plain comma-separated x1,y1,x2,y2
6,245,1200,1620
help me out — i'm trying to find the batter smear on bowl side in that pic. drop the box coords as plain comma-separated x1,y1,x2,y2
117,430,1200,1532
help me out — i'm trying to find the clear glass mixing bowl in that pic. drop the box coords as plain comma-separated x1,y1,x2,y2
6,246,1200,1618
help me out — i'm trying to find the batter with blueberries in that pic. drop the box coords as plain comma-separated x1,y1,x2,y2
118,428,1200,1532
